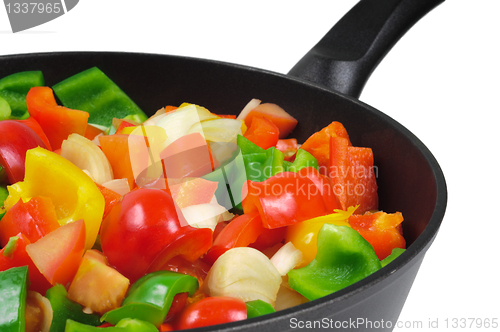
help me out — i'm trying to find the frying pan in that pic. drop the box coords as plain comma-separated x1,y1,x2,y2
0,0,447,331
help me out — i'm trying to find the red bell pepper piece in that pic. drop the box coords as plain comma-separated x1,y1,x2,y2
15,116,52,150
242,172,328,228
249,226,287,251
243,116,280,150
0,233,52,294
94,182,123,219
26,86,89,150
329,136,378,214
203,212,264,265
298,166,341,212
348,211,406,260
301,121,351,175
243,103,298,139
0,196,60,246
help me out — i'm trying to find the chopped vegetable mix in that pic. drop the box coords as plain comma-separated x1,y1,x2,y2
0,68,406,331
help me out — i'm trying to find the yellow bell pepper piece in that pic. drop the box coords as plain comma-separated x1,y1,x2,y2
5,147,105,249
285,205,358,267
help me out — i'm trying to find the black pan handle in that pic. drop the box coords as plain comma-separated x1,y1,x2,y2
287,0,444,99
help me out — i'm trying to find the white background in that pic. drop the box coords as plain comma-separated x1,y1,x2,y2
1,1,499,331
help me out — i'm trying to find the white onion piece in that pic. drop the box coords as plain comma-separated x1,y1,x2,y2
236,98,261,121
180,201,227,230
61,134,114,184
205,247,282,306
270,242,304,276
154,104,218,148
101,178,131,196
274,280,309,311
189,118,244,144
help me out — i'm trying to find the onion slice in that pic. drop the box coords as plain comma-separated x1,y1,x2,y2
205,247,282,306
270,242,303,276
61,133,114,184
236,98,261,121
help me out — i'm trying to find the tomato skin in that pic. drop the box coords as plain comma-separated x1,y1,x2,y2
0,120,47,184
0,196,60,246
175,296,247,330
100,188,213,283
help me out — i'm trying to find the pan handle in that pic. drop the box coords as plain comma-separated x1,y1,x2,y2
287,0,444,99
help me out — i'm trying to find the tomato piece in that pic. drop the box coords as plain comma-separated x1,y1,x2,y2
329,136,378,214
175,296,247,330
243,103,298,139
15,116,52,151
26,219,86,286
0,196,60,246
160,256,210,285
99,134,139,190
203,212,264,265
348,211,406,260
301,121,351,175
242,172,328,228
26,86,89,150
68,249,130,314
0,120,48,184
0,234,52,294
243,116,280,150
100,188,213,283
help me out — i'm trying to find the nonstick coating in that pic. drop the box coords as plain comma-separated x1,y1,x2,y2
0,51,446,331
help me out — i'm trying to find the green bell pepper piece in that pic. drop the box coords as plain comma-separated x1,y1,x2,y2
65,318,158,332
0,95,12,120
237,135,319,183
202,145,247,211
284,148,319,172
380,248,406,268
52,67,148,127
1,185,8,220
0,266,29,332
288,224,381,301
46,284,101,332
0,71,44,119
102,270,198,327
2,236,19,258
245,299,276,319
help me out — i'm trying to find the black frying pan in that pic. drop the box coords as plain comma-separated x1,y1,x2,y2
0,0,447,331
